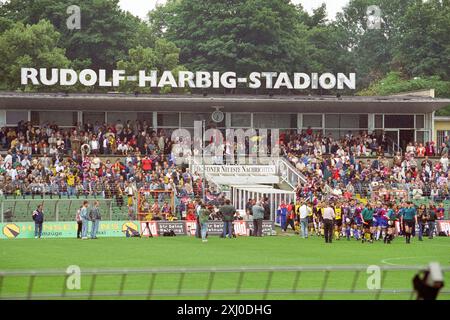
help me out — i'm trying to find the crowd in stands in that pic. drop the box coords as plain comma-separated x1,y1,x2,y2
0,120,227,219
1,120,450,221
281,130,450,204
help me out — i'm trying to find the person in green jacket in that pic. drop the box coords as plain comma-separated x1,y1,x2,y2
361,203,375,243
198,202,211,243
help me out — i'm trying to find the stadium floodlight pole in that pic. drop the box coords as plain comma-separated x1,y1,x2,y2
202,120,206,202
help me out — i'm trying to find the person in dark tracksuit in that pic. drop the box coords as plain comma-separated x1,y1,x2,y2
219,199,236,238
32,204,44,239
417,205,427,241
76,206,83,239
427,208,437,239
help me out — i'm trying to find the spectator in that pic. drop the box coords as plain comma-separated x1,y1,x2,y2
89,200,101,239
219,199,236,239
32,204,44,239
251,200,264,237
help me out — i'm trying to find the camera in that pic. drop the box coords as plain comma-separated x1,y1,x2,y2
413,262,445,300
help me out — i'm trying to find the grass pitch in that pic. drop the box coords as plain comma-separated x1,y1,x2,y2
0,233,449,300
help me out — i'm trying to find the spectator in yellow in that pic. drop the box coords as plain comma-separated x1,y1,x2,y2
67,172,76,196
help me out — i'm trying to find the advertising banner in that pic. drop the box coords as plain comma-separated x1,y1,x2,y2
436,220,450,236
140,220,275,237
1,220,276,239
247,221,275,236
1,221,140,239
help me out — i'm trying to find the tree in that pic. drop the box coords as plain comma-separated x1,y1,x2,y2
0,19,70,90
393,0,450,81
116,39,183,93
0,0,156,71
333,0,414,88
149,0,310,78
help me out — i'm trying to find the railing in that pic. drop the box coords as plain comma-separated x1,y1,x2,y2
0,265,448,300
0,194,199,223
277,157,307,189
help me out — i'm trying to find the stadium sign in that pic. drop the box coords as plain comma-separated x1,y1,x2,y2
21,68,356,90
191,165,277,175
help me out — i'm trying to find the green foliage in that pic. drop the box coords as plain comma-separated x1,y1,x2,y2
149,0,309,76
358,72,450,97
392,0,450,81
357,71,450,115
0,0,449,96
117,39,182,93
0,19,70,90
0,0,156,71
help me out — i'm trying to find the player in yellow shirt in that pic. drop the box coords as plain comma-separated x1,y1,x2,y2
308,203,314,234
334,201,343,240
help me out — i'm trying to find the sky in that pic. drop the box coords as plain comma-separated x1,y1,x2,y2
118,0,350,21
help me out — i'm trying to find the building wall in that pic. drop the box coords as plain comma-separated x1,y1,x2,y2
2,109,433,144
434,119,450,147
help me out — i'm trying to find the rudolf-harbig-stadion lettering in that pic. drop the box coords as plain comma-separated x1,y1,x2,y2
21,68,356,90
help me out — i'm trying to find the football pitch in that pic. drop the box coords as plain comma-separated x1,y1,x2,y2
0,234,449,300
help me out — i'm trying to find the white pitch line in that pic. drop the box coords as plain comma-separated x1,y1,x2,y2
381,256,436,266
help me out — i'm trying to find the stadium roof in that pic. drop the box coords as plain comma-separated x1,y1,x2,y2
1,92,449,113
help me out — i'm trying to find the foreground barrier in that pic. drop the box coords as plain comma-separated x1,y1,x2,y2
0,265,448,300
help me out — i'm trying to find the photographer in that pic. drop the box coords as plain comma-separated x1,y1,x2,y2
219,199,236,239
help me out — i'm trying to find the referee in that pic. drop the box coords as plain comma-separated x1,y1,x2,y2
323,203,335,243
402,201,418,244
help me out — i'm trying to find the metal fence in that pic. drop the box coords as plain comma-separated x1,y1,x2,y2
0,195,200,223
0,265,448,300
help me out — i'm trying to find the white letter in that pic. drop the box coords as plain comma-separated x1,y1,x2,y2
79,69,97,86
66,5,81,30
366,265,381,290
21,68,39,85
293,73,310,89
337,73,356,90
319,73,337,90
171,129,192,165
212,71,220,88
249,72,261,89
220,72,236,89
158,71,177,88
204,129,223,164
139,70,158,87
98,69,112,87
60,69,77,86
311,73,319,89
261,72,277,89
178,71,195,88
195,71,212,88
66,265,81,290
39,68,59,86
112,70,126,87
274,72,293,89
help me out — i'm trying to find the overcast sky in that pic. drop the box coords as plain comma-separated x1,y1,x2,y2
119,0,350,21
